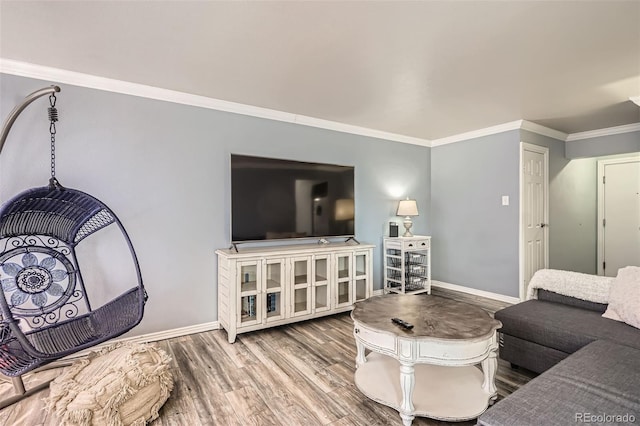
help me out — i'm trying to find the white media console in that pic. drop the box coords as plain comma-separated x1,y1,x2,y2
216,242,374,343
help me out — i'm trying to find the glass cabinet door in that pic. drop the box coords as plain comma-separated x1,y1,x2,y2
354,279,367,302
337,281,351,306
336,254,350,280
240,294,258,324
354,253,367,277
239,262,258,293
265,260,283,290
313,255,330,313
291,257,311,316
354,252,369,302
315,285,329,311
314,256,329,284
238,260,261,326
335,254,352,307
265,290,282,320
264,259,284,322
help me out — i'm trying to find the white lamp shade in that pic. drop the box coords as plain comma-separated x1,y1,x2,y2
397,199,419,217
335,198,355,220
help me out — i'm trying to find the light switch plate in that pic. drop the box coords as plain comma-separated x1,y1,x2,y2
502,195,509,206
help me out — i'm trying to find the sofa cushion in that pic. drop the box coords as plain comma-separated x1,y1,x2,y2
603,266,640,329
499,333,569,374
538,289,607,313
495,299,640,354
478,340,640,426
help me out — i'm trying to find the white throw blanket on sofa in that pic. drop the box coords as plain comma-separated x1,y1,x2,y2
526,269,613,304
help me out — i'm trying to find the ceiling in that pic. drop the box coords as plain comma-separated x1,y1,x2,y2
1,1,639,141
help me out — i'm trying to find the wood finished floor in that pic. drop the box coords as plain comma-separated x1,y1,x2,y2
0,288,536,425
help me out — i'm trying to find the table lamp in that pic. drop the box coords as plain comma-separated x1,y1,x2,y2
396,198,418,237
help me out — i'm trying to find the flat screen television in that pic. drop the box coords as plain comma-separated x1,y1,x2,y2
231,154,355,242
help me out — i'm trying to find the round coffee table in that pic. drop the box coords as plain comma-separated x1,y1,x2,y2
351,294,502,425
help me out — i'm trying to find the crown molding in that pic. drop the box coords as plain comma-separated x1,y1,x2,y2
430,120,524,146
566,122,640,142
630,96,640,106
520,120,568,141
431,118,639,146
2,59,634,148
0,58,294,121
0,58,431,147
294,115,431,147
431,120,568,147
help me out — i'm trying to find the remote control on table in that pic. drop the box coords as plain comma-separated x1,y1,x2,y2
391,317,414,330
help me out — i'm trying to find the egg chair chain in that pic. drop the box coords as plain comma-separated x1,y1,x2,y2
48,93,61,189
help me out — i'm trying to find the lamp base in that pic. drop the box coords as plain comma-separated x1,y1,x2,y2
402,217,413,237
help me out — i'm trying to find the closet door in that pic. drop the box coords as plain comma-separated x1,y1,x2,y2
598,157,640,276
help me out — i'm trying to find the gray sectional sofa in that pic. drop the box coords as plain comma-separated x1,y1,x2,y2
496,289,640,374
477,283,640,425
478,339,640,426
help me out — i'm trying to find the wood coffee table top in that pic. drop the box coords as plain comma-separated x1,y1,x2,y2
352,294,501,340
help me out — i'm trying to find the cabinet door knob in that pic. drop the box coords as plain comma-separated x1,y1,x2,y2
420,242,425,246
408,243,413,247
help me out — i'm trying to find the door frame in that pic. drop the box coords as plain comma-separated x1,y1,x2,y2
519,142,549,301
596,155,640,276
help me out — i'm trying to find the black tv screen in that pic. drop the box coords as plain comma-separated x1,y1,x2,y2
231,155,355,242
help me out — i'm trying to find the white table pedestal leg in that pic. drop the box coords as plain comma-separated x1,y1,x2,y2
399,361,415,426
481,344,498,403
354,330,366,368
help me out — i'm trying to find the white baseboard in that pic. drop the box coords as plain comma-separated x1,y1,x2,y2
66,321,219,359
431,280,521,304
130,321,220,343
372,289,385,296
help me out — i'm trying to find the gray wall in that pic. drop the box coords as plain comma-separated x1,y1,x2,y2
430,129,591,298
0,73,430,336
432,128,638,298
431,130,521,297
566,130,640,159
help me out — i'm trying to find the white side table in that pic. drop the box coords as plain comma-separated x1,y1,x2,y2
383,236,431,294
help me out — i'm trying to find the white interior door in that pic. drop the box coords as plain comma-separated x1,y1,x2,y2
598,157,640,277
520,143,549,299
